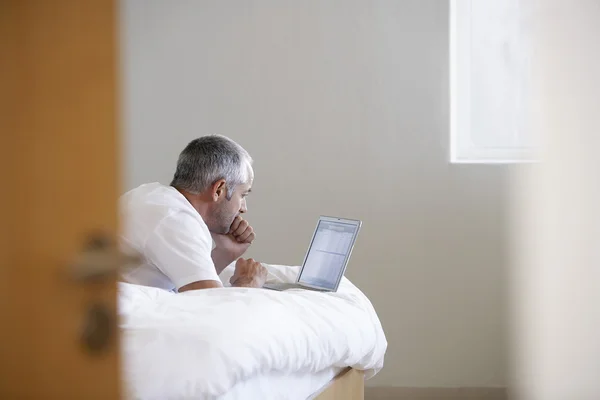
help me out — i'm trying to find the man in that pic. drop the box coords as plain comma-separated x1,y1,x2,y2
119,135,268,292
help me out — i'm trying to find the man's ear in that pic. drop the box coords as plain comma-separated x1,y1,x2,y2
210,179,227,202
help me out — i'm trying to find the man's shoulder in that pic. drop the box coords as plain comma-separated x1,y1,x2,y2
121,182,205,229
121,182,171,201
122,182,187,210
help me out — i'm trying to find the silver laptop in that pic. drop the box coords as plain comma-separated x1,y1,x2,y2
263,216,362,292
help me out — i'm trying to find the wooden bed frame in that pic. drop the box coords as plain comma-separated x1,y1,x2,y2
312,368,364,400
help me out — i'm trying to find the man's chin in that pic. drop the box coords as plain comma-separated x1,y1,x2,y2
207,224,230,235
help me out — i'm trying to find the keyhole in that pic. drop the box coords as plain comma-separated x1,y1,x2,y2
81,303,113,355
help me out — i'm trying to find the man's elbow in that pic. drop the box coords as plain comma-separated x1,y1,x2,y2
178,280,223,292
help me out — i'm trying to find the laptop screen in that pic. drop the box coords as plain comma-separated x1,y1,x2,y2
298,219,359,290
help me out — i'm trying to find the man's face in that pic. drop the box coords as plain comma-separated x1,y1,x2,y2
210,180,252,234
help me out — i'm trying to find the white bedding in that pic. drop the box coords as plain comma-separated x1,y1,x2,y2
119,263,387,399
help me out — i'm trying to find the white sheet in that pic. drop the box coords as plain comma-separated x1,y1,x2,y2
119,263,387,399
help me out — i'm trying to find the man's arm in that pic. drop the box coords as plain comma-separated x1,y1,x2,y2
211,239,245,274
178,280,222,292
178,258,267,291
210,216,255,274
145,213,223,291
179,217,264,292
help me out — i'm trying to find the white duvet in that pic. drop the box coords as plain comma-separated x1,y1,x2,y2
119,263,387,399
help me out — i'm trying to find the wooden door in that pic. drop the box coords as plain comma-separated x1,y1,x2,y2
0,1,121,398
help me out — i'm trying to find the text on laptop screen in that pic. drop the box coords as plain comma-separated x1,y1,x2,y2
298,220,358,290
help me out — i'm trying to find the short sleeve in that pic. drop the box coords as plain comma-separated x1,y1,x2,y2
144,211,221,290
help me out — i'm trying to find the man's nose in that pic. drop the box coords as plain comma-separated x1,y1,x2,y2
240,198,247,213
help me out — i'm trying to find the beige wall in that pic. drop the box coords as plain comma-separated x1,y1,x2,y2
120,0,508,387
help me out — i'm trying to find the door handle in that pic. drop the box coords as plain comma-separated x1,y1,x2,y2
68,233,141,282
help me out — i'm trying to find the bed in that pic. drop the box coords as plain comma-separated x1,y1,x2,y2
118,263,387,399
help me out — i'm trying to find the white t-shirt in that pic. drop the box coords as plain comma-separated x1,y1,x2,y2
119,182,220,291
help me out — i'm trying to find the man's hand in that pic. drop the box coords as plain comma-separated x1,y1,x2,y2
229,258,268,288
228,216,255,244
210,216,255,273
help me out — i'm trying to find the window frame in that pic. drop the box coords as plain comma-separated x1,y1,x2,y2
449,0,538,164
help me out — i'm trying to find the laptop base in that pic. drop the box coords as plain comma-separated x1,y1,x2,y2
263,282,329,292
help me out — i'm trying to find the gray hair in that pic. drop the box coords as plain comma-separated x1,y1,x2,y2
170,135,253,200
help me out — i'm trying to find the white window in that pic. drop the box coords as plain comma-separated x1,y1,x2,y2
450,0,537,163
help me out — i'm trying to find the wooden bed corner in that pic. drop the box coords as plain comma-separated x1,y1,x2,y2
313,368,364,400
